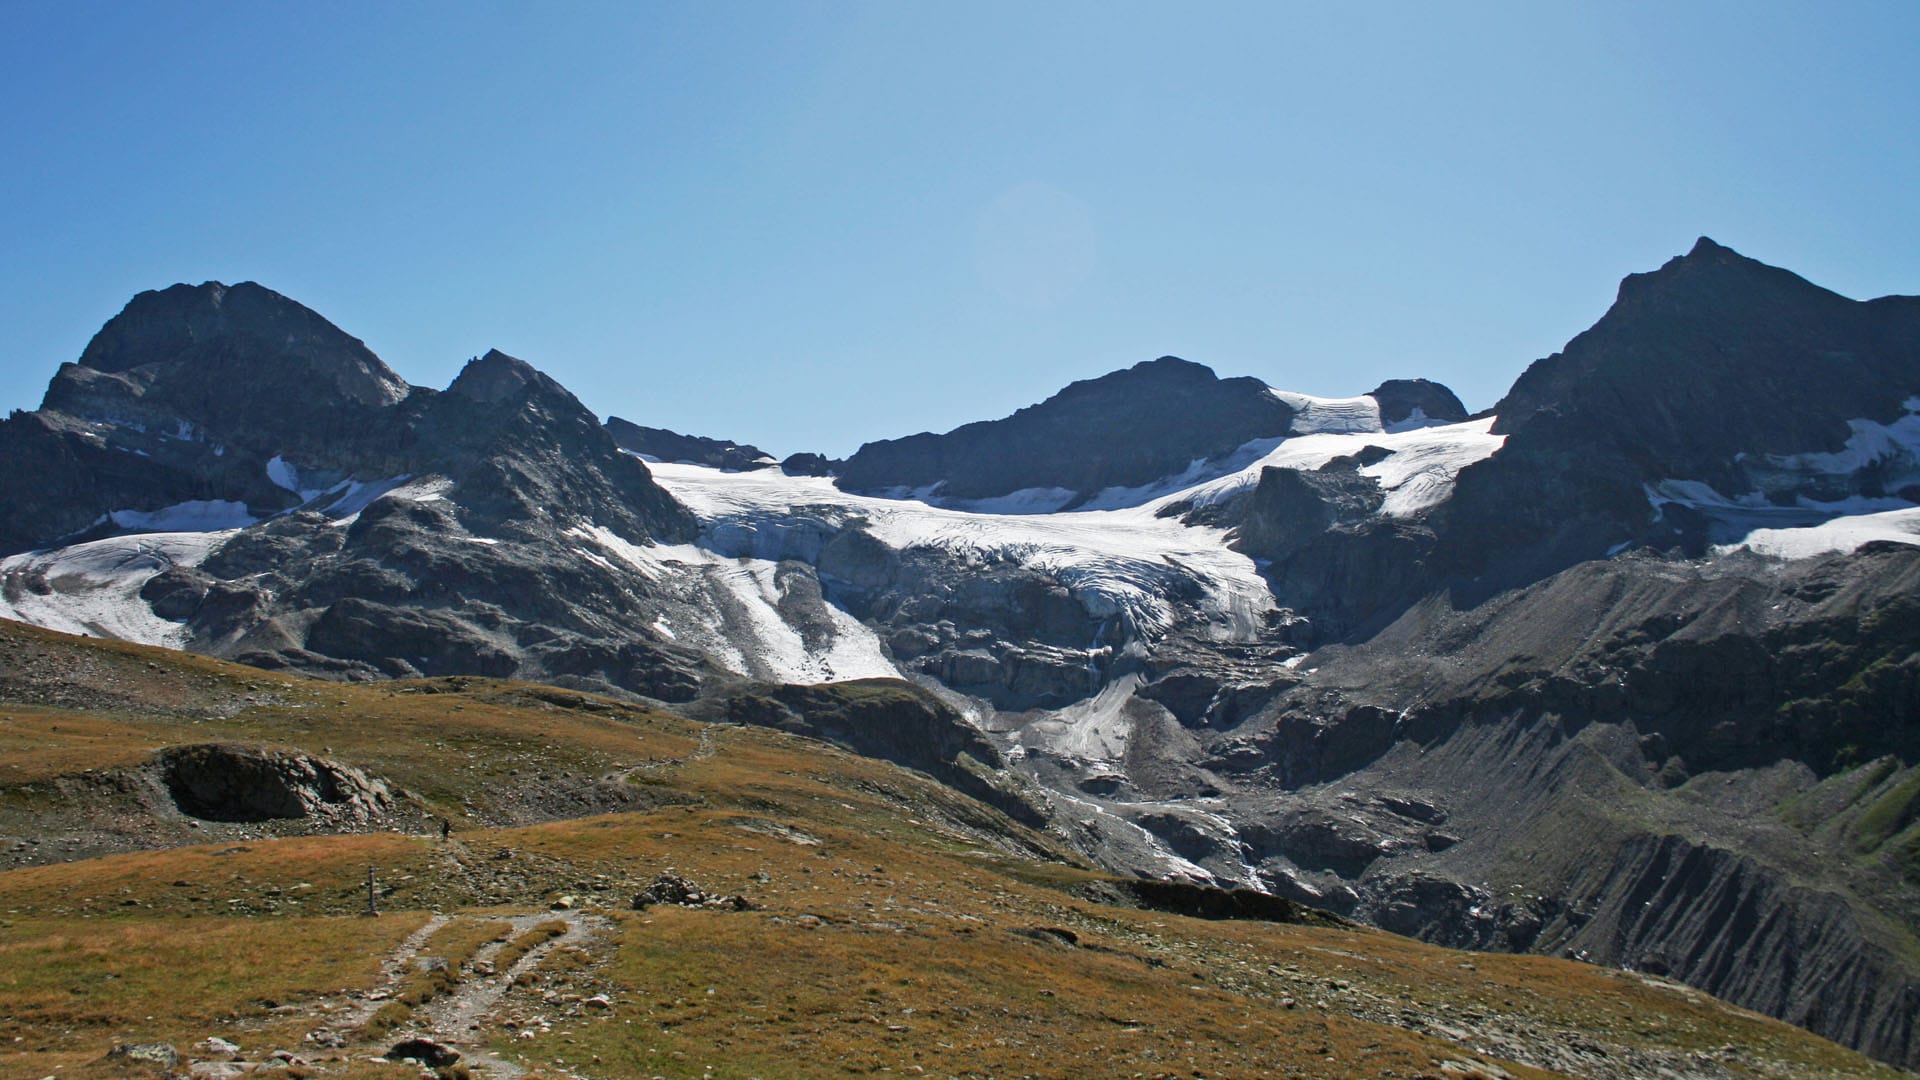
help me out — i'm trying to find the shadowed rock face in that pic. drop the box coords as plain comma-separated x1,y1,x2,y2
157,743,393,824
835,356,1296,504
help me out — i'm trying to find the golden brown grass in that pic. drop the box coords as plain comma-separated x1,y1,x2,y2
0,620,1905,1079
0,911,423,1074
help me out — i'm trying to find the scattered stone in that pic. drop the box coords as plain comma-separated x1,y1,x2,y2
197,1035,241,1059
105,1043,179,1069
631,871,753,911
584,994,614,1009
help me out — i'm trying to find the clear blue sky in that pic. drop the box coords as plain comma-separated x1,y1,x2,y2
4,2,1917,458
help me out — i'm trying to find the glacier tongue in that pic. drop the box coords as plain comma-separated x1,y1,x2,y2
566,524,897,684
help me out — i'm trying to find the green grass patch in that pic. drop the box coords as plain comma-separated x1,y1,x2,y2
1855,768,1920,854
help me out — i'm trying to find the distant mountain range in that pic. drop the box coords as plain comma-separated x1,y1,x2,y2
2,239,1917,1069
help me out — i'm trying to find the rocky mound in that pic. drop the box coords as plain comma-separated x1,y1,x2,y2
1367,378,1468,427
156,743,394,824
835,356,1295,504
694,679,1051,831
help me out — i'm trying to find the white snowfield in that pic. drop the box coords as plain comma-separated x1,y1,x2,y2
1721,508,1920,560
1268,389,1387,435
649,461,1280,645
107,499,255,532
0,530,235,647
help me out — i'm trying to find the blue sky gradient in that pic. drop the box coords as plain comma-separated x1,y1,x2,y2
4,2,1917,457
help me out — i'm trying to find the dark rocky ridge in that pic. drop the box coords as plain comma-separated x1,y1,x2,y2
604,417,777,472
835,356,1297,504
1435,237,1920,581
0,285,693,557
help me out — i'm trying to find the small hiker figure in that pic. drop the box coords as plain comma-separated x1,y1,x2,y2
440,818,452,841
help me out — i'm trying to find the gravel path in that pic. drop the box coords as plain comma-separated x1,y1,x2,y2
412,910,609,1078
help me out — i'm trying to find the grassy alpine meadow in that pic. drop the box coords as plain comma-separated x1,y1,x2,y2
0,621,1906,1078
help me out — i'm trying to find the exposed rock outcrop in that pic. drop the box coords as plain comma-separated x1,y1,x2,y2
1368,378,1469,427
696,679,1051,829
156,743,394,825
604,417,776,471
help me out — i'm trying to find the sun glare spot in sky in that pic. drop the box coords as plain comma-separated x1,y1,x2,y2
975,181,1101,310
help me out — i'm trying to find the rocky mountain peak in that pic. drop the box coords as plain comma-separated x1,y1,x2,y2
69,280,409,409
1436,238,1920,581
1126,355,1217,380
1058,355,1248,399
1492,239,1903,445
446,348,551,404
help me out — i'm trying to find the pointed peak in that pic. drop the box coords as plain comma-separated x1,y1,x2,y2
446,348,558,404
1610,236,1843,314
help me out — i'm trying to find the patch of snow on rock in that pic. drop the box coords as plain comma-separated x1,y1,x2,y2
1175,417,1505,515
265,454,322,501
565,523,897,684
1719,507,1920,560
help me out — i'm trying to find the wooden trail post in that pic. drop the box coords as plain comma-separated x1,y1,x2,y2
365,864,377,917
